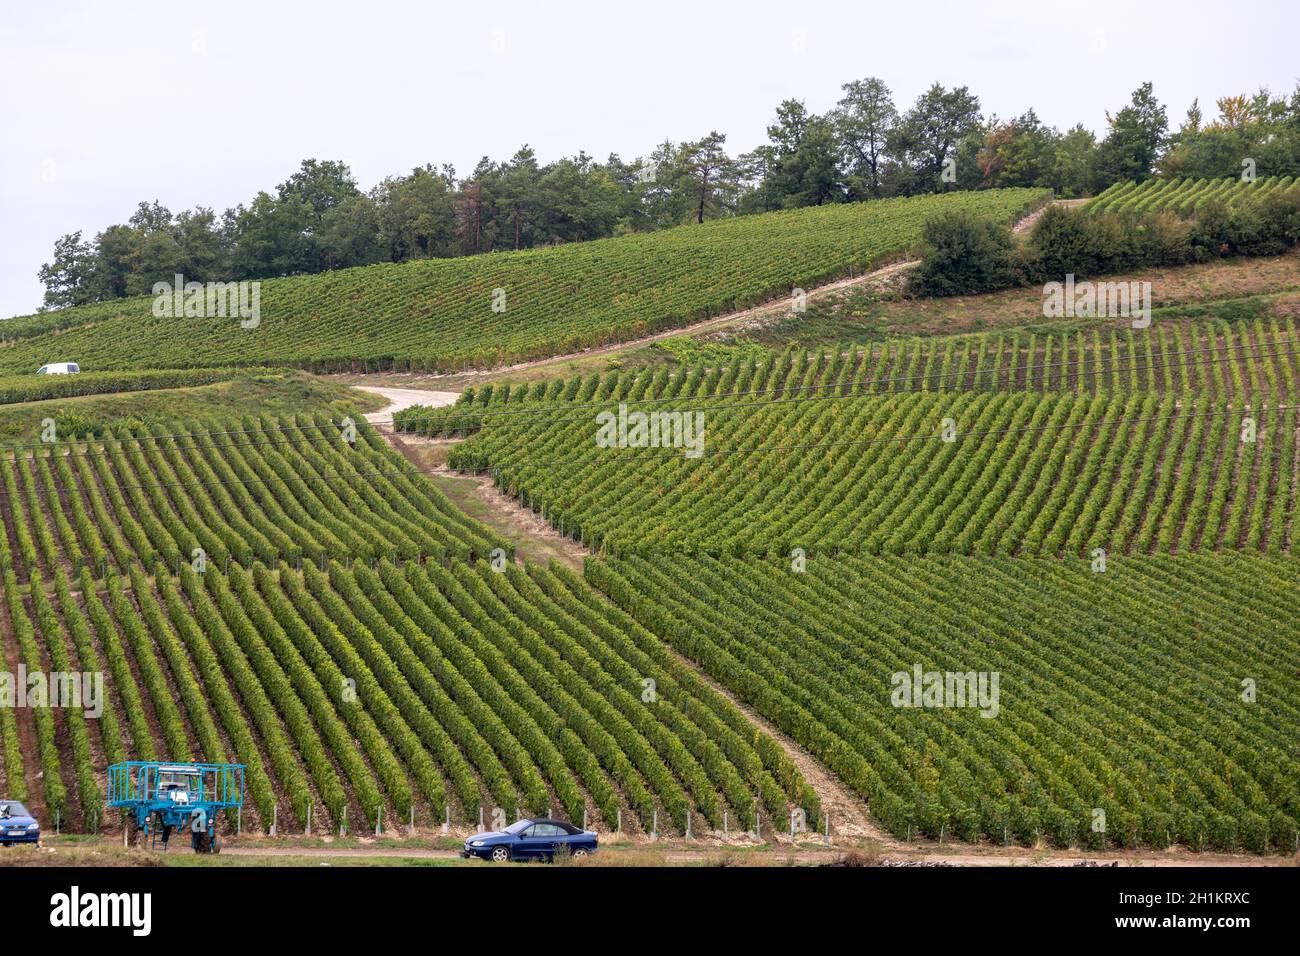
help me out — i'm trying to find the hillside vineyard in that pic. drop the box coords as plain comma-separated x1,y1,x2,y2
0,417,815,835
2,179,1298,857
591,553,1300,851
0,189,1046,375
1086,175,1299,216
430,389,1297,559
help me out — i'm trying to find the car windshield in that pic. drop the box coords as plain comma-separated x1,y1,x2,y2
0,801,31,818
504,819,532,834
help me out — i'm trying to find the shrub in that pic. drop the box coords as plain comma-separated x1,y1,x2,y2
1123,212,1193,268
1253,190,1300,251
1027,204,1098,278
910,210,1017,296
1188,200,1234,260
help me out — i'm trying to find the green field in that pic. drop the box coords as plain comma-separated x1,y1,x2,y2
0,371,379,444
1087,175,1299,216
590,552,1300,851
0,416,812,836
2,180,1297,859
402,311,1300,412
0,189,1045,375
423,385,1295,559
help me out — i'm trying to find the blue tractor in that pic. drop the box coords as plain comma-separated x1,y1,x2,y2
108,762,244,853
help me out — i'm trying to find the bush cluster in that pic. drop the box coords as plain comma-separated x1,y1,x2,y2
911,189,1300,296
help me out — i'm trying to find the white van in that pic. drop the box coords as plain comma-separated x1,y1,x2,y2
36,362,80,375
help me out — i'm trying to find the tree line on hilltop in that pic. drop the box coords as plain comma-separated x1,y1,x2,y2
34,78,1300,311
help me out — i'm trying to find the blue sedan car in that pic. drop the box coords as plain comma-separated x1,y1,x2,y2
0,801,40,846
462,818,597,862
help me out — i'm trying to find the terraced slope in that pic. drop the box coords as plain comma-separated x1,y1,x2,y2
436,389,1299,558
590,552,1300,853
0,557,813,837
1087,175,1299,215
397,313,1300,416
0,416,503,584
0,415,814,837
0,189,1046,375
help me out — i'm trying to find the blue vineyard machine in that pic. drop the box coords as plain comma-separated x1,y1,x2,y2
108,761,244,853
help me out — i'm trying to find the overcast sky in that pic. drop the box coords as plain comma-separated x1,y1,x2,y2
1,0,1296,318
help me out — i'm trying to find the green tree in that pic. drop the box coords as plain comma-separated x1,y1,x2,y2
1048,125,1099,197
746,101,844,209
835,77,897,198
499,146,541,249
318,194,385,268
886,84,982,194
677,131,741,223
227,191,311,278
1095,82,1168,185
37,231,97,309
174,207,229,281
373,165,459,261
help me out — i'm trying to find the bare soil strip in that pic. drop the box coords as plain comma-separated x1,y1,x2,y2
354,387,459,423
367,403,882,838
214,842,1289,867
1010,197,1088,235
649,637,887,844
381,429,590,572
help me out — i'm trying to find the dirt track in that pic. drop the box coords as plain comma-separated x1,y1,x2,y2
338,199,1063,392
216,842,1291,867
355,386,459,424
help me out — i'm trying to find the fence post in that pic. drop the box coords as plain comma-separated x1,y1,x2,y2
342,806,347,838
652,810,657,840
824,814,830,844
271,804,277,836
306,804,311,837
582,808,587,831
376,806,382,837
478,806,484,833
443,805,449,834
723,810,727,835
409,805,415,835
616,809,621,834
685,810,691,840
237,806,241,836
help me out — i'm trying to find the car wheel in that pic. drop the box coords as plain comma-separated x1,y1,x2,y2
570,847,588,859
490,845,510,863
